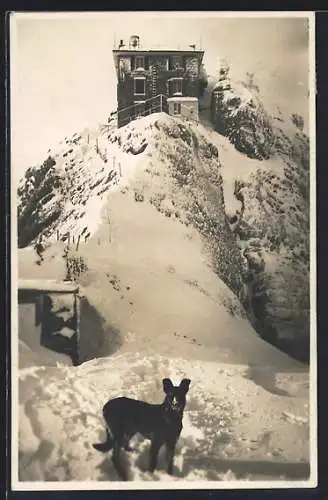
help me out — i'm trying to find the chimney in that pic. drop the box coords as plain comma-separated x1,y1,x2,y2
119,39,124,49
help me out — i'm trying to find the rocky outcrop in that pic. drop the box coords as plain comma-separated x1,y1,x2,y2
210,66,310,358
17,127,119,248
17,156,63,248
234,157,309,345
211,78,274,160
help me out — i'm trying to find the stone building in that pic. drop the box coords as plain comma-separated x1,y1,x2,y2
112,35,207,127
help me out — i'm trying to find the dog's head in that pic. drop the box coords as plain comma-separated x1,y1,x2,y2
162,378,191,415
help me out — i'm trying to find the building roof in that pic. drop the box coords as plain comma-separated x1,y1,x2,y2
113,48,203,53
113,41,203,52
112,48,204,58
18,279,79,294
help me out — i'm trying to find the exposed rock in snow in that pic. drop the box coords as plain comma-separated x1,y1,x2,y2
209,66,310,355
211,77,274,160
17,126,121,248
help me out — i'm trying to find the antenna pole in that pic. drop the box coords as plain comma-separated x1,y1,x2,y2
114,33,116,49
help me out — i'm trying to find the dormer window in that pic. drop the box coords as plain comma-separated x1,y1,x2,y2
135,56,145,70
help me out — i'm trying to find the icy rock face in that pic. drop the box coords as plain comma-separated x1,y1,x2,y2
17,156,63,248
211,78,274,161
17,127,120,248
236,167,309,341
237,134,309,345
211,67,310,349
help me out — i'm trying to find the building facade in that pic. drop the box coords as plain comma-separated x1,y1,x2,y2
112,35,207,127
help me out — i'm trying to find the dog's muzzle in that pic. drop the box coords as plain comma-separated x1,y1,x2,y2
171,401,181,413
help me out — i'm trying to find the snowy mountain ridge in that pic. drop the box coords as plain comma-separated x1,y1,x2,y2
17,71,310,353
16,71,312,484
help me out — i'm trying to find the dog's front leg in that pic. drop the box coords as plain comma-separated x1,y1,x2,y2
112,442,127,481
149,440,161,473
165,439,177,475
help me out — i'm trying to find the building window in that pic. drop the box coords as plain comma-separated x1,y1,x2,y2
150,56,169,72
119,57,131,79
135,56,145,70
171,55,183,69
134,77,146,96
171,78,183,96
173,102,181,115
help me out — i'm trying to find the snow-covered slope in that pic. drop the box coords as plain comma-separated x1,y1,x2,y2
18,104,310,354
19,113,300,369
16,94,311,483
18,352,309,482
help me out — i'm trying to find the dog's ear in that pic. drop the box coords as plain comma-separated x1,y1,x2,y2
163,378,174,393
179,378,191,393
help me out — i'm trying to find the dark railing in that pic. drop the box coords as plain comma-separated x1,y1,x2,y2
117,94,168,128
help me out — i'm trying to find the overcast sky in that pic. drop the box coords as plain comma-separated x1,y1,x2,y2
10,12,313,178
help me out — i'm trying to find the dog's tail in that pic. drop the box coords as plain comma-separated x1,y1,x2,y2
92,428,113,452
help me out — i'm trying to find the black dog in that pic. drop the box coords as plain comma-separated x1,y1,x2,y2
93,378,191,480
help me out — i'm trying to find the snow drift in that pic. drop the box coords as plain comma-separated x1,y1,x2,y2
18,352,309,482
